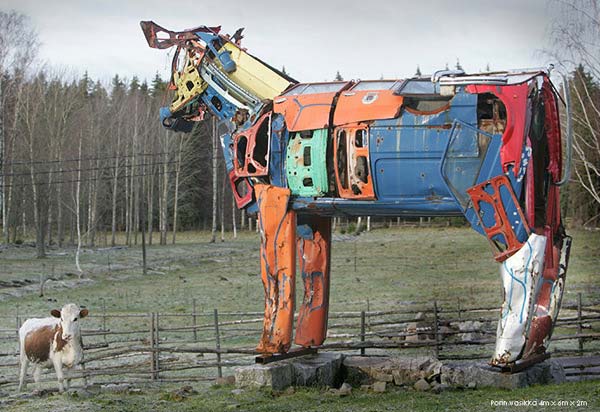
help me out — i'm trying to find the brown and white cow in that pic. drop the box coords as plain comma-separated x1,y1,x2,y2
18,303,89,392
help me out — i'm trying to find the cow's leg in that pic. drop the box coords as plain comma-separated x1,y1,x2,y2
79,363,89,387
295,215,332,347
492,233,546,365
32,364,42,388
52,357,65,393
17,352,28,392
255,184,296,354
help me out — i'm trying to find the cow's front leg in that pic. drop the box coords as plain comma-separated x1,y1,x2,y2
255,184,296,354
52,357,65,393
295,215,332,347
492,233,546,365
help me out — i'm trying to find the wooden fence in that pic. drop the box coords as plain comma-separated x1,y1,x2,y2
0,293,598,388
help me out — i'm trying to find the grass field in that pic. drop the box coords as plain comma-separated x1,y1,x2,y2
0,225,599,411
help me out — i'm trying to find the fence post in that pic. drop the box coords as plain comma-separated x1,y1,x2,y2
577,292,583,355
102,299,107,344
149,312,156,381
457,297,461,321
155,312,160,380
360,310,366,356
433,300,440,359
192,299,198,342
353,240,357,273
214,309,222,378
15,304,20,335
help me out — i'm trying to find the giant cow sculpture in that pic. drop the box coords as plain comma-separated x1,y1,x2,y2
140,21,572,370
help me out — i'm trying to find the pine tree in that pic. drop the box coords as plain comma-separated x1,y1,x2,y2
151,72,167,98
129,76,140,94
415,66,422,77
334,71,343,81
455,58,463,71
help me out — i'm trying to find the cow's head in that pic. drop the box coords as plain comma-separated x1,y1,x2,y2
51,303,89,342
140,21,237,133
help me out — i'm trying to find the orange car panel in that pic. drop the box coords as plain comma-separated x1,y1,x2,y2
255,184,296,354
273,93,336,132
294,217,332,347
334,125,375,199
333,90,403,126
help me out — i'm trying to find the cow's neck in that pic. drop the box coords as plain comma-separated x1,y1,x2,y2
53,324,81,352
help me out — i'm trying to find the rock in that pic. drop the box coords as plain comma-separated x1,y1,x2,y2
415,312,425,321
467,382,477,389
162,386,197,402
235,352,342,391
440,360,566,389
231,389,244,395
337,382,352,396
431,383,450,393
343,355,441,387
360,384,372,391
215,375,236,386
414,378,430,391
101,383,131,393
283,386,295,395
372,372,393,382
292,352,343,387
372,381,387,393
235,362,293,391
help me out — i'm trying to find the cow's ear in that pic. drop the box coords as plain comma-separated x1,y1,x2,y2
51,309,61,318
79,309,89,318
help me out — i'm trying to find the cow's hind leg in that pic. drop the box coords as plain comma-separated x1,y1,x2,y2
17,353,28,392
32,364,42,388
295,215,332,347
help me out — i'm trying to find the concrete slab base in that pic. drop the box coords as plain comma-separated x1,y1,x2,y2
441,360,566,389
235,352,566,392
235,352,343,390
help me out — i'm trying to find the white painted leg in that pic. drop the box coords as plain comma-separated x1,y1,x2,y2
492,233,546,365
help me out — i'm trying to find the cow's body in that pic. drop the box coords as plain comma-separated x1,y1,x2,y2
18,304,88,392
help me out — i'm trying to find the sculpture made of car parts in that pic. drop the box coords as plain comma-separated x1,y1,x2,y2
141,21,573,370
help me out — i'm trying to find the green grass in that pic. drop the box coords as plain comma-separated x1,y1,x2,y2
4,380,600,412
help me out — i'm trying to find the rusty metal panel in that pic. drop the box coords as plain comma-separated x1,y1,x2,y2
333,125,375,199
286,129,328,197
466,175,530,262
233,112,271,177
255,184,296,354
294,216,332,347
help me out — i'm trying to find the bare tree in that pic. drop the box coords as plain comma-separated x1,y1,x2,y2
210,116,218,243
551,0,600,225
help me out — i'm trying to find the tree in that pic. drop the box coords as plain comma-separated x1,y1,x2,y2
0,11,39,244
415,65,422,77
550,0,600,226
455,58,463,71
334,71,343,81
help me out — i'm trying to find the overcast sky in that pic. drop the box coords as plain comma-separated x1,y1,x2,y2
3,0,557,85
